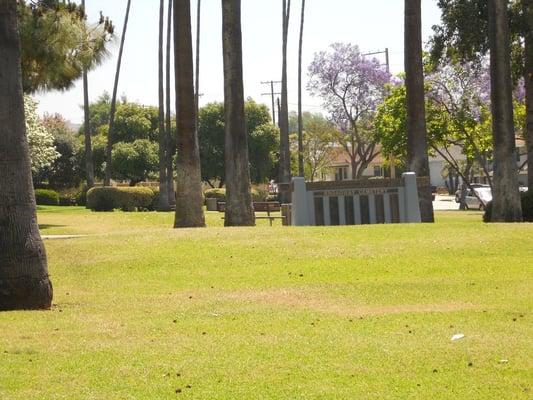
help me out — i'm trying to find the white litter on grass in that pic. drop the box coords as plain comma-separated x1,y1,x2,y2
451,333,465,341
499,359,509,364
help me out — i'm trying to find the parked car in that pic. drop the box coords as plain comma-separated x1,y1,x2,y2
455,184,490,203
464,187,492,210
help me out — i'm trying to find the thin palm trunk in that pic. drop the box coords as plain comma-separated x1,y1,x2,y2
404,0,434,222
297,0,306,177
82,0,94,188
0,0,53,310
279,0,291,202
195,0,201,133
222,0,255,226
158,0,170,210
488,0,522,221
174,0,205,227
524,0,533,192
166,0,176,205
104,0,132,186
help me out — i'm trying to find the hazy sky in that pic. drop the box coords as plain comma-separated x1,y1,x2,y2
35,0,442,123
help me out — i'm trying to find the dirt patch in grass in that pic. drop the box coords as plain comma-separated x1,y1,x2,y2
225,288,476,317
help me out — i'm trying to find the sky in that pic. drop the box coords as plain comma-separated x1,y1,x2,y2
35,0,443,124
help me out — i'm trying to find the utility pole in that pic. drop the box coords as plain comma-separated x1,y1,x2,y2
363,48,396,178
261,80,281,125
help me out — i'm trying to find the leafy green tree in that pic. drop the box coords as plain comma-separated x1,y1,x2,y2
198,100,277,187
24,96,59,174
18,0,113,93
289,112,337,181
38,113,82,189
112,139,158,186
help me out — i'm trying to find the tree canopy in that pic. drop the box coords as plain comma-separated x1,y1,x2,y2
18,0,113,93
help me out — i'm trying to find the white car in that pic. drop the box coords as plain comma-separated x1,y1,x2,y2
464,187,492,210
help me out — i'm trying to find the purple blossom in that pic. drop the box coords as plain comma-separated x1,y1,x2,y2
308,43,391,127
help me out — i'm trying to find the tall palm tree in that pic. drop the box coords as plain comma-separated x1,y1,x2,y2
488,0,522,221
174,0,205,227
166,0,176,205
81,0,94,188
524,0,533,192
222,0,255,226
404,0,434,222
279,0,291,202
104,0,132,186
195,0,201,133
0,0,53,310
158,0,170,210
297,0,306,177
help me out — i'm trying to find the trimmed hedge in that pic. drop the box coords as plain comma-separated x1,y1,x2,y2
483,191,533,222
204,187,267,203
87,187,155,212
34,189,59,206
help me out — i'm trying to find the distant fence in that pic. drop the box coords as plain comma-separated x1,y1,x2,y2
291,173,424,226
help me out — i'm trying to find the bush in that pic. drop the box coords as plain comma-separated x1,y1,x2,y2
58,187,82,206
266,194,279,202
204,187,267,203
204,188,226,201
483,191,533,222
34,189,59,206
87,187,155,212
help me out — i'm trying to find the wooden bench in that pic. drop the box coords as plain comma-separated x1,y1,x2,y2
217,201,285,226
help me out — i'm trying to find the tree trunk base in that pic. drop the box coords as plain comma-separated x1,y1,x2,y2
0,276,53,311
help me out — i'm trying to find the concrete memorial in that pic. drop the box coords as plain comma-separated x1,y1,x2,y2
291,172,423,226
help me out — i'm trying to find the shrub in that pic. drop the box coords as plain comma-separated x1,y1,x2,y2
266,194,279,202
34,189,59,205
204,187,266,203
483,191,533,222
58,187,82,206
204,188,226,201
87,187,155,212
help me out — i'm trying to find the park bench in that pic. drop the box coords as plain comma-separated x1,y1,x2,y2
217,201,285,226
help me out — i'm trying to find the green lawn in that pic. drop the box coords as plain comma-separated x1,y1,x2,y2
1,207,532,399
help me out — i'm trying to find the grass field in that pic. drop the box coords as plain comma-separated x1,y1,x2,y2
1,207,532,399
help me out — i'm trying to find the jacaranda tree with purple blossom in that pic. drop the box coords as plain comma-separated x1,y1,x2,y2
308,43,390,178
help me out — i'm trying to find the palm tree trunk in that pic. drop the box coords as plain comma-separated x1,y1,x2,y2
158,0,170,211
404,0,434,222
174,0,205,227
297,0,306,178
104,0,132,186
0,0,53,311
279,0,291,202
82,0,94,188
222,0,255,226
488,0,522,221
166,0,176,205
195,0,201,134
524,0,533,192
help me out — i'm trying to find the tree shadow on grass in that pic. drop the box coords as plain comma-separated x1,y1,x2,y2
39,224,67,230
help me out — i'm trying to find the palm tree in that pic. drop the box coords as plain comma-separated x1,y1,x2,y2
81,0,94,189
166,0,176,205
279,0,291,202
222,0,256,226
104,0,132,186
297,0,306,177
195,0,201,133
0,0,53,310
488,0,522,221
174,0,205,227
158,0,170,210
404,0,434,222
524,0,533,192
